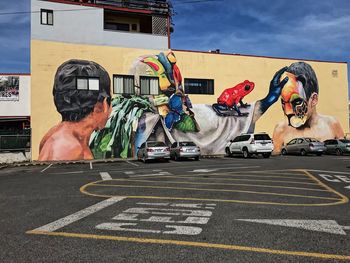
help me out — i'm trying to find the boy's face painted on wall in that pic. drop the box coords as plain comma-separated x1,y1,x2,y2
280,72,309,128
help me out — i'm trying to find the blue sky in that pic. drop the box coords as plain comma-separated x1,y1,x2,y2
0,0,349,97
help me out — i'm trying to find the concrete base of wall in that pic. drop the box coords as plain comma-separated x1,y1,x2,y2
0,151,31,164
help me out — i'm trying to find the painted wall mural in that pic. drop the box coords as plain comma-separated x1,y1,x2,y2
0,76,19,101
38,54,345,161
272,62,344,153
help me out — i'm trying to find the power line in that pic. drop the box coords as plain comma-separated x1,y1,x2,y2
0,0,222,16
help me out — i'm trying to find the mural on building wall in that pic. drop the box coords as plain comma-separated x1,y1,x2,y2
38,60,112,161
0,76,19,101
272,62,344,153
38,54,345,161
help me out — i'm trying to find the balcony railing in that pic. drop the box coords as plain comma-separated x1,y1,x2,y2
66,0,171,15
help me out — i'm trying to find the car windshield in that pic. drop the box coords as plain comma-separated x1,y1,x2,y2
148,142,166,147
179,142,196,147
340,139,350,143
254,134,271,140
305,138,320,143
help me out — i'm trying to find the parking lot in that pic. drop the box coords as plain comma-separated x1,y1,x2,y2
1,155,350,262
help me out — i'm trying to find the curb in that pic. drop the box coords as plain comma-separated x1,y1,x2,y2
0,165,8,170
1,155,227,168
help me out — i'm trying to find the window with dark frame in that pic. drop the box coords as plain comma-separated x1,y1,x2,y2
76,77,100,91
41,9,53,25
113,75,135,95
140,76,159,95
184,78,214,95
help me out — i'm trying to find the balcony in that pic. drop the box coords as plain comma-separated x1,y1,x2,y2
57,0,172,16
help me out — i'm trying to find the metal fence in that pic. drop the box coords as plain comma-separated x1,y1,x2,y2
0,134,31,152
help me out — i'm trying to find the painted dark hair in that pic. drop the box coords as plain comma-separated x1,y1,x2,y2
287,62,319,99
53,59,111,122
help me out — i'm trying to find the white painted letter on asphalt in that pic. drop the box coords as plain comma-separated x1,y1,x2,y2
318,174,341,183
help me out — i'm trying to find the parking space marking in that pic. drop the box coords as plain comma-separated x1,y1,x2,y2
139,175,319,186
90,162,93,170
80,170,348,206
40,164,53,173
26,231,350,261
91,177,330,193
126,161,139,167
100,172,112,181
90,183,340,201
31,197,125,232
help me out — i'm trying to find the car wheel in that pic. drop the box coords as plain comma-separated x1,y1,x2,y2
194,156,199,161
281,149,287,155
316,153,322,156
335,148,343,156
263,153,271,158
242,148,250,158
300,149,307,156
225,147,232,157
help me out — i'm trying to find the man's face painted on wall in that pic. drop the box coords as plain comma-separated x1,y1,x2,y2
280,72,309,128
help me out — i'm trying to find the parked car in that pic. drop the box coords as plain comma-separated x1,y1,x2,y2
170,141,200,161
324,139,350,155
137,141,170,163
225,133,273,158
281,137,325,156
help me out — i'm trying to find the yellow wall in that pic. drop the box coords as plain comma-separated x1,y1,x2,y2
31,40,349,160
174,51,349,136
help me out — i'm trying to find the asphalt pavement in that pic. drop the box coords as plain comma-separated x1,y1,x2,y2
1,155,350,262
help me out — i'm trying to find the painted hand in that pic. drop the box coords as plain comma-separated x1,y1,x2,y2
260,66,289,113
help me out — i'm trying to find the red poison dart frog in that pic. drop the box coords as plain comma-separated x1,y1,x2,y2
213,80,255,116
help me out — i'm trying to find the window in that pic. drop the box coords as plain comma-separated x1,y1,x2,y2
147,141,166,147
184,78,214,95
113,75,134,95
41,9,53,25
76,77,100,91
287,139,297,145
241,135,251,141
105,22,130,31
254,134,271,140
140,76,159,95
297,139,304,144
179,142,196,147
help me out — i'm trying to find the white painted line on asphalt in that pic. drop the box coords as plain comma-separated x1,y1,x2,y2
32,197,125,232
129,171,172,178
126,161,139,167
345,185,350,190
90,162,93,170
190,166,260,173
236,219,348,235
100,172,112,181
308,169,350,175
124,171,135,175
40,164,53,173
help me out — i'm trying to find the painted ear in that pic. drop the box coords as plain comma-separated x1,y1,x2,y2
296,75,307,87
102,97,110,113
310,92,318,107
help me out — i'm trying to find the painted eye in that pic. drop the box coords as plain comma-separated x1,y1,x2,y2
292,98,303,106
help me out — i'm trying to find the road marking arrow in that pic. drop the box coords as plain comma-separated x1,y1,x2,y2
236,219,349,235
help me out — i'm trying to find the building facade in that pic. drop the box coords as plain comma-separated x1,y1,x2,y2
31,0,349,161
